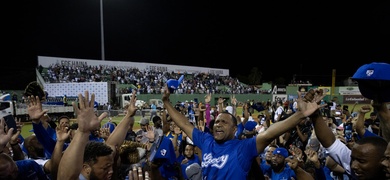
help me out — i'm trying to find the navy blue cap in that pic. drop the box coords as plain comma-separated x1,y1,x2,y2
149,136,176,165
352,62,390,81
352,62,390,102
244,121,257,131
273,147,289,158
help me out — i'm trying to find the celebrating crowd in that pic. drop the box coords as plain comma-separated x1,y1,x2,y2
1,63,390,180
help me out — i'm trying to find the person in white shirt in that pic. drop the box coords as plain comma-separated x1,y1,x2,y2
273,101,285,122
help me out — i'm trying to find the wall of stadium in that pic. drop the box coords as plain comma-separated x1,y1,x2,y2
38,56,229,76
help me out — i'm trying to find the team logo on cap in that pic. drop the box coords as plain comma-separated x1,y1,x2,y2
366,70,374,77
160,149,167,156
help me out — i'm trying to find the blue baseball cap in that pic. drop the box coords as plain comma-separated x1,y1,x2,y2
352,62,390,81
150,136,176,165
149,136,179,179
166,75,184,93
273,147,289,158
352,62,390,102
244,121,257,131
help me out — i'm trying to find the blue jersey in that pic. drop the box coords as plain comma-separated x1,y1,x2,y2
235,123,244,139
166,132,183,148
260,159,271,175
192,128,258,179
265,164,296,180
16,159,49,180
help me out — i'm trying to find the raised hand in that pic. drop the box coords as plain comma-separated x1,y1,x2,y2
181,158,189,164
289,144,303,162
72,91,107,133
197,120,205,132
285,155,300,170
15,117,23,132
56,123,71,142
27,95,49,122
162,85,171,102
231,95,237,106
304,149,320,166
145,125,155,140
204,93,211,104
10,128,22,145
296,89,326,117
336,134,347,144
358,105,372,114
99,127,111,140
126,90,138,117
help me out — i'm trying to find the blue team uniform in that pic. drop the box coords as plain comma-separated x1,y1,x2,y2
192,128,258,179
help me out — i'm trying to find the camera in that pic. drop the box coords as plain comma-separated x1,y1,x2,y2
304,119,312,127
1,113,17,134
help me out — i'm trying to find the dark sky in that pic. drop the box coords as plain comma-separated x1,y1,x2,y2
3,1,390,90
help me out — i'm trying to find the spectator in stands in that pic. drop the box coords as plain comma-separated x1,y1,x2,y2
41,60,263,95
162,85,319,179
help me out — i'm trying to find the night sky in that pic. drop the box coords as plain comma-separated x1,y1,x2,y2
3,1,390,90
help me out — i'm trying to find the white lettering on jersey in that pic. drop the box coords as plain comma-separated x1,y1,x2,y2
202,153,228,169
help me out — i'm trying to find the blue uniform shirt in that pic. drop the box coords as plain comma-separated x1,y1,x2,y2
16,159,49,180
192,128,258,179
